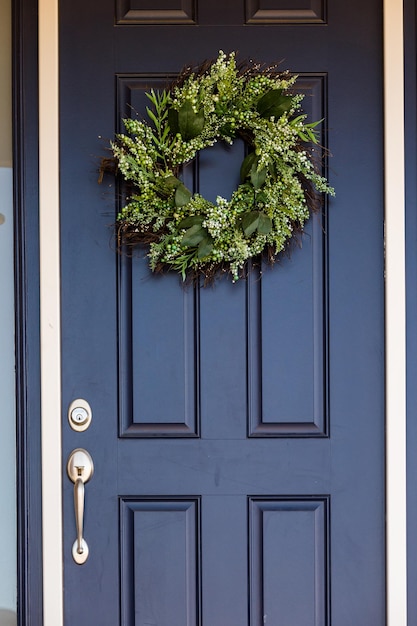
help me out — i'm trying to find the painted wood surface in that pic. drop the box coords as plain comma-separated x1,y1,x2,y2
59,1,385,623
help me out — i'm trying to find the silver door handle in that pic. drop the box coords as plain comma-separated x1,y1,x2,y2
74,477,85,556
67,448,94,564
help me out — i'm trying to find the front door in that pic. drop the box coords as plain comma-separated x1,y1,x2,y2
59,1,385,624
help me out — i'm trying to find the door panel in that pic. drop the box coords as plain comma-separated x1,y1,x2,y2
59,0,385,624
120,498,200,626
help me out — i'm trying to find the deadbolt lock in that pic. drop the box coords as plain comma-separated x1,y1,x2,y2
68,399,92,432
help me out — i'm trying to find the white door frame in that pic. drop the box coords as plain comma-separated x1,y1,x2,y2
384,0,407,622
38,0,407,623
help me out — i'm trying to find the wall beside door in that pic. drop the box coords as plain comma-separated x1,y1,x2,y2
0,0,17,623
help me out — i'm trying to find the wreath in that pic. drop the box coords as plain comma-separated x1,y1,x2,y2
109,51,334,282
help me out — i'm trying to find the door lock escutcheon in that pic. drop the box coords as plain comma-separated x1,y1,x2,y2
67,448,94,565
68,398,92,432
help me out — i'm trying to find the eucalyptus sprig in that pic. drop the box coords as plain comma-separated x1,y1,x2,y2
145,89,172,168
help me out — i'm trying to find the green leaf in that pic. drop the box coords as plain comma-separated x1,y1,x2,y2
242,210,272,236
291,114,306,125
257,90,294,119
268,161,277,179
175,183,192,207
241,153,267,188
146,106,159,128
154,175,181,198
219,123,235,138
178,101,205,140
240,152,257,182
178,215,204,229
168,251,196,281
145,89,157,106
197,236,214,258
297,131,309,142
256,191,268,205
181,225,207,247
168,108,179,135
163,175,181,189
250,164,267,189
242,211,260,236
257,212,272,234
305,118,324,129
306,127,319,143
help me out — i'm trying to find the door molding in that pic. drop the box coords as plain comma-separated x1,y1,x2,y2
404,0,417,620
384,0,407,623
38,0,62,624
14,0,407,623
13,0,43,624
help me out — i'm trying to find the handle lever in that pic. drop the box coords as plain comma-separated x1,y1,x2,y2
67,449,94,564
74,477,85,555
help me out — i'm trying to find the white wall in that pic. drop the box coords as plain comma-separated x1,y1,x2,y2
0,167,16,621
0,0,11,167
0,0,17,620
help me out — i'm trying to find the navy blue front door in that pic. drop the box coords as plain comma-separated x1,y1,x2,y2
59,1,385,624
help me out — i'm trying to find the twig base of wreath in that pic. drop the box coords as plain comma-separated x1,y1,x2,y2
116,217,309,286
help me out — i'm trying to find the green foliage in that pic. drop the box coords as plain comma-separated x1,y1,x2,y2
242,211,272,236
168,101,205,140
175,183,192,207
110,51,335,282
177,101,205,140
240,152,257,182
256,89,293,119
181,224,208,247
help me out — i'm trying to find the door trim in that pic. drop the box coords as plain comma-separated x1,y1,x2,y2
384,0,407,622
38,0,62,624
404,0,417,619
34,1,407,624
13,0,43,624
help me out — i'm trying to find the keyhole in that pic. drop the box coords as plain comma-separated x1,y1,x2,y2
68,400,92,432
